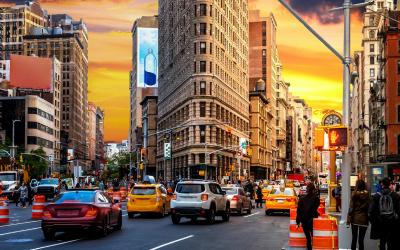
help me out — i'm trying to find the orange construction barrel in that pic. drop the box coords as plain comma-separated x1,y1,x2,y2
0,200,9,224
32,195,46,219
318,198,326,216
313,217,338,250
289,208,307,248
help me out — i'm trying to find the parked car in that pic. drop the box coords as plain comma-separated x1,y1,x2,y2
37,178,60,200
41,189,122,239
222,186,252,215
170,180,230,224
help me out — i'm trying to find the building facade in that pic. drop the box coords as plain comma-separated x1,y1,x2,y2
23,14,89,170
157,0,250,181
276,63,289,172
87,102,96,166
95,106,105,171
141,96,158,177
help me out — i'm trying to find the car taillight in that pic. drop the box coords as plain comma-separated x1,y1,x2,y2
42,208,52,219
201,194,208,201
172,194,177,200
85,207,98,217
286,198,295,202
232,195,239,201
267,198,274,201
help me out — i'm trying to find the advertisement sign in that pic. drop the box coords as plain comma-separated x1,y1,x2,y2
164,143,171,160
137,27,158,88
239,138,248,154
67,149,74,161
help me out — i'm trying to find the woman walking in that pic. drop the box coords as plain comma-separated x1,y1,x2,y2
296,183,320,250
347,179,370,250
256,185,263,208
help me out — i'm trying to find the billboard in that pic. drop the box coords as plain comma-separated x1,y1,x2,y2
10,55,53,91
137,27,158,88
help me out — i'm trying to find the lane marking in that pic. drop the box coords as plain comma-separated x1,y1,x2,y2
0,220,40,228
149,235,194,250
29,239,82,250
0,227,41,236
122,214,128,217
244,212,260,218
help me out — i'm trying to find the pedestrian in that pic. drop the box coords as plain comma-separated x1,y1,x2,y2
75,182,81,188
27,182,33,206
18,182,28,208
296,182,320,250
14,183,20,207
256,185,263,208
99,180,104,191
369,177,400,250
333,184,342,212
60,181,68,193
347,179,370,250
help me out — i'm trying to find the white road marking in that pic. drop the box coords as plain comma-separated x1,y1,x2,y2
29,239,82,250
149,235,194,250
244,212,260,218
0,227,41,236
0,220,40,228
122,214,128,217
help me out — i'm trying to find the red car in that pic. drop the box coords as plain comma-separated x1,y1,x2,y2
41,189,122,239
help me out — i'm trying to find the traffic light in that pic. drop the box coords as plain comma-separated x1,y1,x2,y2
314,128,325,149
328,127,348,147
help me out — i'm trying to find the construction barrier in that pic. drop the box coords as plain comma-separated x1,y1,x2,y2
288,208,307,248
32,195,46,219
120,187,127,201
318,198,326,216
0,200,9,224
313,217,338,250
0,196,8,206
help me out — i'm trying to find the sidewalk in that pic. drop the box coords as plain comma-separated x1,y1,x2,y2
282,212,379,250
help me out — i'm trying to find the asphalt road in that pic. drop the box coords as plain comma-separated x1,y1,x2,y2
0,202,290,250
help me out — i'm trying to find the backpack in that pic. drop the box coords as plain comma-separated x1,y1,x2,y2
378,192,398,222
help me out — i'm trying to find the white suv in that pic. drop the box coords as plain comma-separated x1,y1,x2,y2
170,180,230,224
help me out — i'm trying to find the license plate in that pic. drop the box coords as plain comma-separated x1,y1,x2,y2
277,200,284,203
57,210,79,217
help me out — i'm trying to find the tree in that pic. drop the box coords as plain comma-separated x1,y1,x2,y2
104,152,136,180
23,147,48,179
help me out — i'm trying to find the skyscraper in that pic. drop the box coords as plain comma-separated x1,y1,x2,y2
129,16,158,153
158,1,250,180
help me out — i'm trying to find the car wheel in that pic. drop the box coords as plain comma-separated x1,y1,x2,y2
100,218,109,237
190,217,197,223
207,206,216,224
265,210,271,216
247,203,252,215
238,204,243,216
43,229,55,240
128,212,134,219
115,212,122,230
171,214,181,224
222,204,230,222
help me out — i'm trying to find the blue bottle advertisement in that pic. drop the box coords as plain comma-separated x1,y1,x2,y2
144,48,157,86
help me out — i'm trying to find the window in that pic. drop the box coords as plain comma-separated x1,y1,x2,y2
398,135,400,154
194,5,197,17
369,16,374,26
369,30,375,39
398,40,400,53
200,81,206,95
210,43,212,54
200,61,206,72
194,82,197,95
200,42,206,54
370,44,375,53
210,62,212,73
194,42,196,54
370,56,375,65
200,125,206,143
200,102,206,117
194,61,196,73
200,4,207,16
262,49,266,56
398,105,400,122
200,23,207,35
398,82,400,96
370,68,375,77
398,60,400,74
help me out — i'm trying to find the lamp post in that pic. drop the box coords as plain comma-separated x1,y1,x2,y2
11,119,20,161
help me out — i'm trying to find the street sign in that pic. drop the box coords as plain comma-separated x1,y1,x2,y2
164,142,171,160
239,138,248,154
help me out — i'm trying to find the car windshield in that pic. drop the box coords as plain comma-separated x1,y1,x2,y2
0,173,16,182
263,186,273,191
222,188,237,195
176,184,205,193
54,191,95,203
132,187,156,195
270,188,294,196
40,179,58,185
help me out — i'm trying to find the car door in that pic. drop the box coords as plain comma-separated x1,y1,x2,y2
214,184,226,211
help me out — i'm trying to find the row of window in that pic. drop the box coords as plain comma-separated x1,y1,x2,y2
27,107,54,122
27,121,54,135
27,136,53,149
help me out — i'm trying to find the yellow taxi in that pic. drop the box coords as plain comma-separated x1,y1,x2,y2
127,184,172,218
262,185,274,200
265,187,298,216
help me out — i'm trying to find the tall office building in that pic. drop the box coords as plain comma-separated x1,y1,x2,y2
249,10,279,176
23,14,89,170
0,1,47,60
158,0,250,181
129,16,158,153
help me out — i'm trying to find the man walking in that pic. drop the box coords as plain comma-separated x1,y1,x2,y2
369,177,400,250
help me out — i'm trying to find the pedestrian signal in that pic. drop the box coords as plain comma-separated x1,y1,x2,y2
328,127,348,147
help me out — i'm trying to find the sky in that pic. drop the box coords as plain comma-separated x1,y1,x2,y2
2,0,365,141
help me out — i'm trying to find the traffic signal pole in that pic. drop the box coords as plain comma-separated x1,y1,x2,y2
278,0,374,248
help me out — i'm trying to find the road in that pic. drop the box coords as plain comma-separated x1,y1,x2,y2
0,202,290,250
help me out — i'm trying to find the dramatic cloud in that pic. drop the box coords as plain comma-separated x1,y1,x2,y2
288,0,365,24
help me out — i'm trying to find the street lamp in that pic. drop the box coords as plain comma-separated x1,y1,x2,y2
11,119,20,159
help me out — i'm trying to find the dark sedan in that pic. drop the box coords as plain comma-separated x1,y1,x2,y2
41,189,122,239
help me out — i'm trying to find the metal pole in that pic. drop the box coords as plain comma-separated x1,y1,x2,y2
169,131,172,181
204,142,207,180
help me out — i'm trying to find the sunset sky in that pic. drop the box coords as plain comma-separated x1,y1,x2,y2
4,0,365,141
